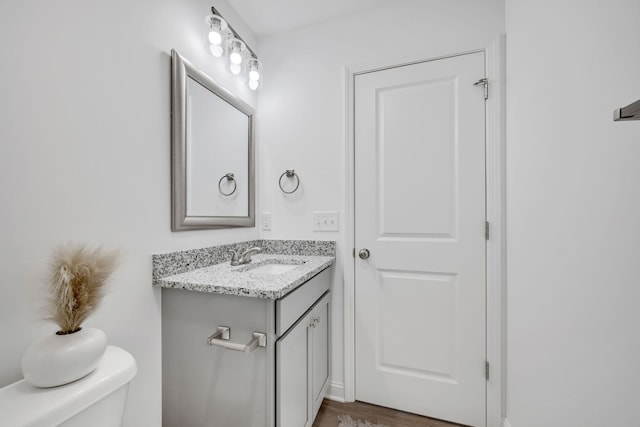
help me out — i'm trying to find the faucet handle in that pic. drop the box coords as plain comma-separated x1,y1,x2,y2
228,250,240,263
240,246,262,263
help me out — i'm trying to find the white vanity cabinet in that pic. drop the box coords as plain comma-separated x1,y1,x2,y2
276,292,330,427
161,265,331,427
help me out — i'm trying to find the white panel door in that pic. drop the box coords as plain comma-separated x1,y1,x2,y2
354,52,486,426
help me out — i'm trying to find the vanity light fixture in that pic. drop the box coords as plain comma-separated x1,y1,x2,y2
205,6,262,90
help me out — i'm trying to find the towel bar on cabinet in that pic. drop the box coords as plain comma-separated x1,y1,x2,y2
207,326,266,353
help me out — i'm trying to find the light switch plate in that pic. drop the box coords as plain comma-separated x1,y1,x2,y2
261,212,272,231
312,211,339,232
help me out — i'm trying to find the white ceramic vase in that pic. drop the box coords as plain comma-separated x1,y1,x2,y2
21,327,107,388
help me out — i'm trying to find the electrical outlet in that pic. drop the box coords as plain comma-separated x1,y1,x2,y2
261,212,272,231
312,211,339,232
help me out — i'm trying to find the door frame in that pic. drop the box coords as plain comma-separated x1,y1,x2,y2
342,36,506,427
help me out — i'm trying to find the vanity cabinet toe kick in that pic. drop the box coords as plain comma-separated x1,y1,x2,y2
161,266,332,427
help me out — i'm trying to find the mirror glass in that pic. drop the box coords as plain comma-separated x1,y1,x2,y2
171,49,255,230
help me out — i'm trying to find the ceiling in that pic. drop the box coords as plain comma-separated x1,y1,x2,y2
228,0,391,37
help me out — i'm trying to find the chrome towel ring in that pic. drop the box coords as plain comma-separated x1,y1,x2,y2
279,169,300,194
218,173,237,196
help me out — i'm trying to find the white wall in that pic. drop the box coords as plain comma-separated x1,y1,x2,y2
506,0,640,426
0,1,258,425
257,0,505,398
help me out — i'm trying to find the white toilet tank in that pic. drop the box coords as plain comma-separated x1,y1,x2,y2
0,346,137,427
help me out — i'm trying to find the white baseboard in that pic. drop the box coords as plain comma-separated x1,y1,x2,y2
503,418,512,427
325,381,345,402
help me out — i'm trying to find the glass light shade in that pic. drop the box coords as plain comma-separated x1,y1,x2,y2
209,44,224,57
208,31,222,45
248,80,259,90
229,63,242,75
205,15,227,46
227,38,245,66
248,58,261,81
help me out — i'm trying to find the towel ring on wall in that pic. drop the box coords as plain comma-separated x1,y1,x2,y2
218,173,237,196
279,170,300,194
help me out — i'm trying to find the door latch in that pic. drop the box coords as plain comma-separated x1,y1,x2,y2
473,78,488,100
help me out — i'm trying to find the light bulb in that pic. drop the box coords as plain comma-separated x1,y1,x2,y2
208,31,222,45
209,44,224,57
230,52,242,65
248,80,259,90
230,63,242,75
249,70,260,81
227,38,245,66
205,14,227,46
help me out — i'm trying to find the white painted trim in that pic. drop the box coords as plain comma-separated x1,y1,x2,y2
343,65,356,403
326,381,346,402
345,43,496,81
342,37,507,425
503,418,513,427
485,35,507,427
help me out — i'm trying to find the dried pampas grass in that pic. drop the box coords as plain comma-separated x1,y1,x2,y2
47,244,119,334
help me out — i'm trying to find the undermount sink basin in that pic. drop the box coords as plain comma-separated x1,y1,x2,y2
246,263,300,275
235,259,306,275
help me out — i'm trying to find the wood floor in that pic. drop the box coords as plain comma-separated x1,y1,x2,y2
312,399,465,427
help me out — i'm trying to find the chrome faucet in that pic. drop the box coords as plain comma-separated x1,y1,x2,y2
229,246,262,266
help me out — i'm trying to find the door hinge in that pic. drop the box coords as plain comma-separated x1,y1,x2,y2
474,78,488,100
485,221,490,240
352,248,355,258
485,361,490,380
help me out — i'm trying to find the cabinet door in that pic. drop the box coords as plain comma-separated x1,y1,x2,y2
276,312,312,427
311,294,330,418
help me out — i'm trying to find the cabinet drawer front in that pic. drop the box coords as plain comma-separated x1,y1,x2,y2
276,267,331,337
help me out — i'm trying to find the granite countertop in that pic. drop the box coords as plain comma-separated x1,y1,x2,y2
156,254,334,299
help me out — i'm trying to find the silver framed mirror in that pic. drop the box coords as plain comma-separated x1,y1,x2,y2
171,49,255,231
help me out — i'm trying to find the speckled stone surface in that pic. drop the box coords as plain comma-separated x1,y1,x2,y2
156,254,333,299
257,239,335,257
152,240,335,299
152,241,259,283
